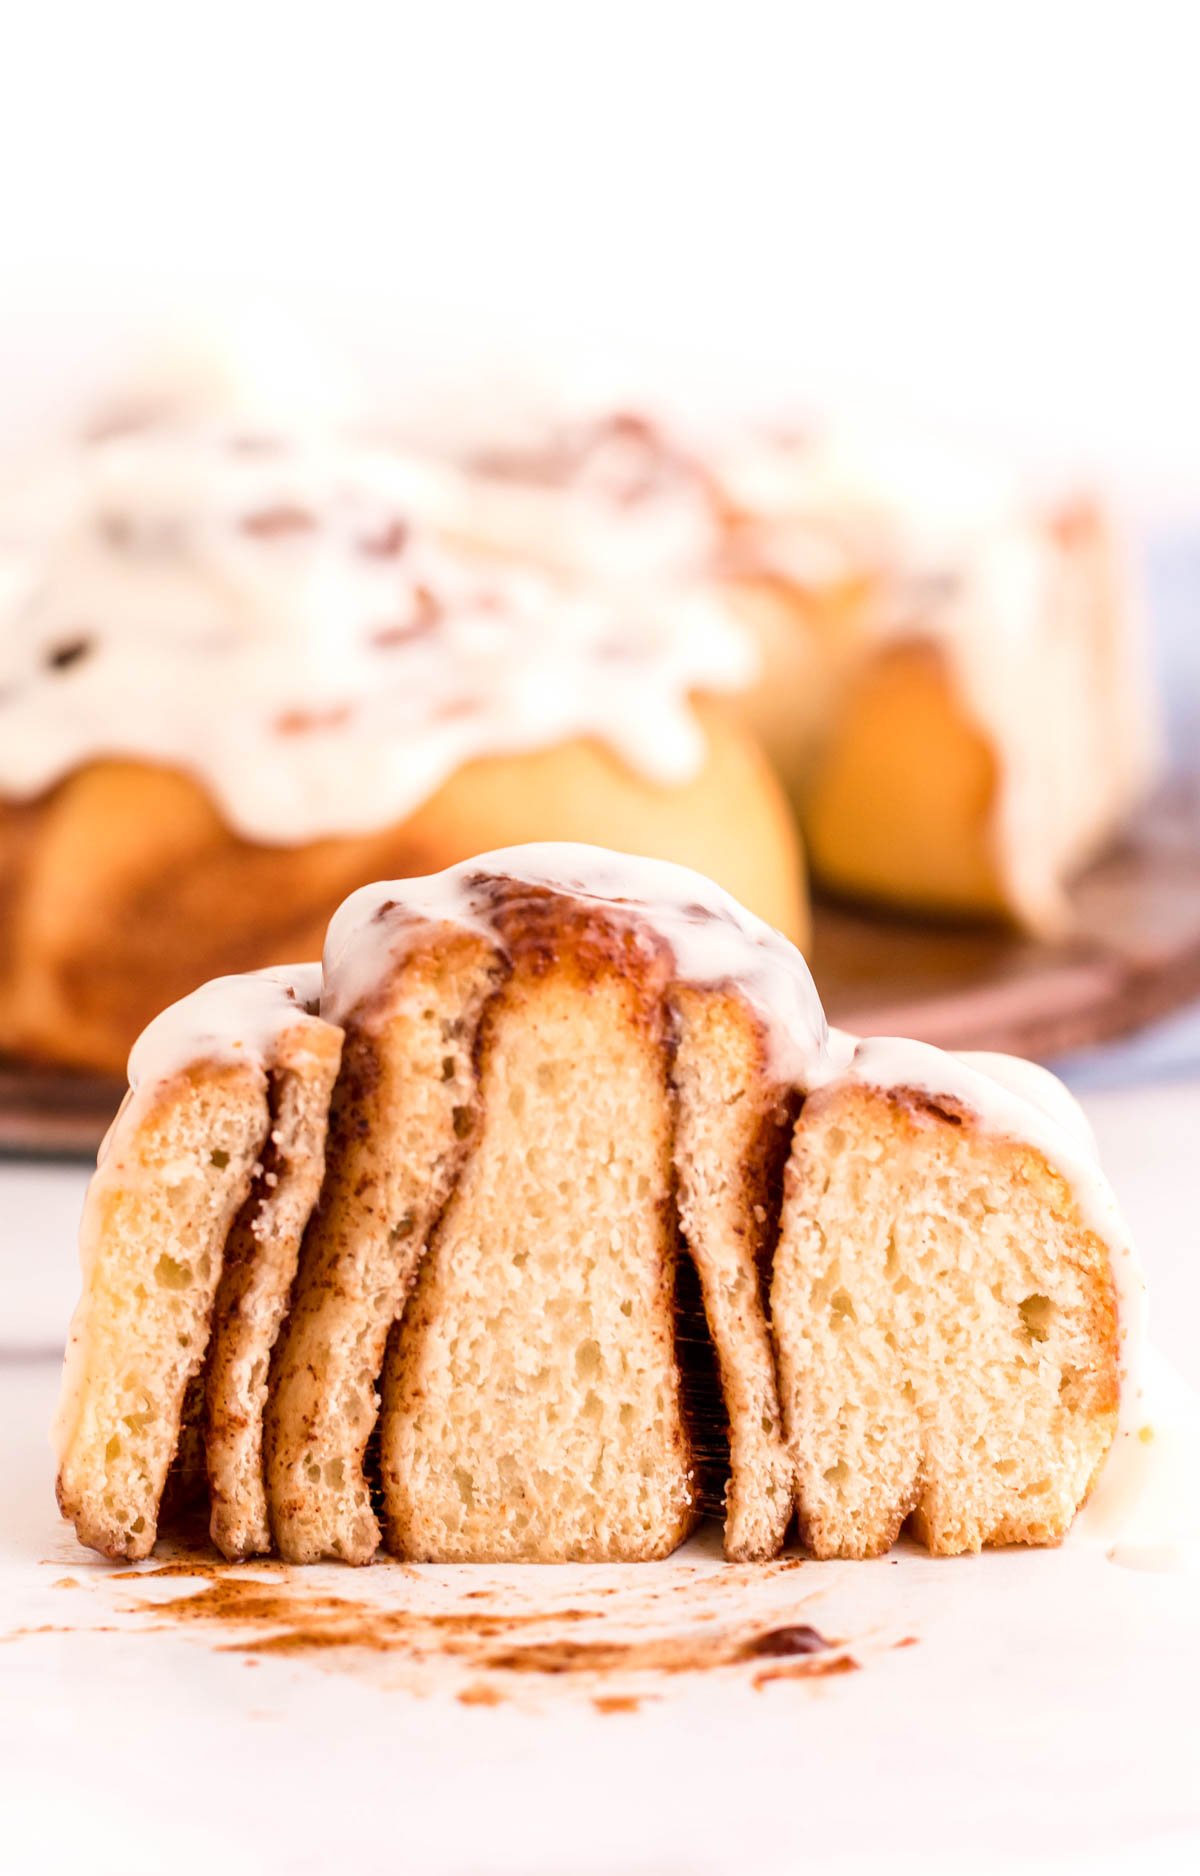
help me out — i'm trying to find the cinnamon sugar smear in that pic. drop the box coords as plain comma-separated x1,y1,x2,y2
95,1550,871,1704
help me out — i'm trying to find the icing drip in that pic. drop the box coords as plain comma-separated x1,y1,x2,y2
96,961,324,1172
126,962,324,1108
1080,1347,1200,1565
322,843,827,1084
0,425,753,844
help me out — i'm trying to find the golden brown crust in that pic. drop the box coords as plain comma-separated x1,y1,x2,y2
0,701,807,1075
729,499,1146,931
724,568,877,808
801,640,1009,920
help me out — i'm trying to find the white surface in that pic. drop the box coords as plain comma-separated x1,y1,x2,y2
1,1077,1199,1872
1,1160,89,1352
2,4,1200,503
2,1361,1199,1876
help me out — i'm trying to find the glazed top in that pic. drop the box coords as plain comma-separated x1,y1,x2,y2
126,962,324,1106
0,423,753,843
322,842,830,1080
93,962,327,1166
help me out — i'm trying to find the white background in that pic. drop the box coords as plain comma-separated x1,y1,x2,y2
1,1,1199,505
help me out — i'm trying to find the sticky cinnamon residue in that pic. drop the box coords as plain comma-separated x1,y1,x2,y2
108,1555,871,1705
458,1682,506,1708
34,1545,900,1709
480,1625,826,1678
240,505,317,539
111,1557,283,1580
2,1623,120,1642
752,1657,860,1691
274,705,353,736
126,1576,591,1656
740,1623,832,1658
358,518,408,559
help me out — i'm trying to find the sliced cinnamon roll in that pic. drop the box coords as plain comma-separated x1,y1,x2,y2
55,967,336,1562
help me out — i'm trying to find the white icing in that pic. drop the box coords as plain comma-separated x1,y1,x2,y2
446,408,1158,928
717,423,1028,569
437,405,1040,597
322,842,827,1083
126,962,323,1108
0,424,753,844
455,413,717,585
954,1050,1101,1158
96,961,324,1173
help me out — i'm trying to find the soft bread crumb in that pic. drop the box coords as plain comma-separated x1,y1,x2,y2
56,1062,270,1561
265,932,503,1564
204,1019,343,1560
381,929,698,1562
671,985,795,1561
772,1083,1120,1558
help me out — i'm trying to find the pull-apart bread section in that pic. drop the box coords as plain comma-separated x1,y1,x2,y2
54,967,342,1562
264,925,505,1564
54,843,1140,1566
772,1041,1128,1558
280,847,819,1564
375,885,694,1563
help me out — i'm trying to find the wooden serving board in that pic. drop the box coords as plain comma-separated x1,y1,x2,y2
3,778,1198,1160
812,774,1200,1057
